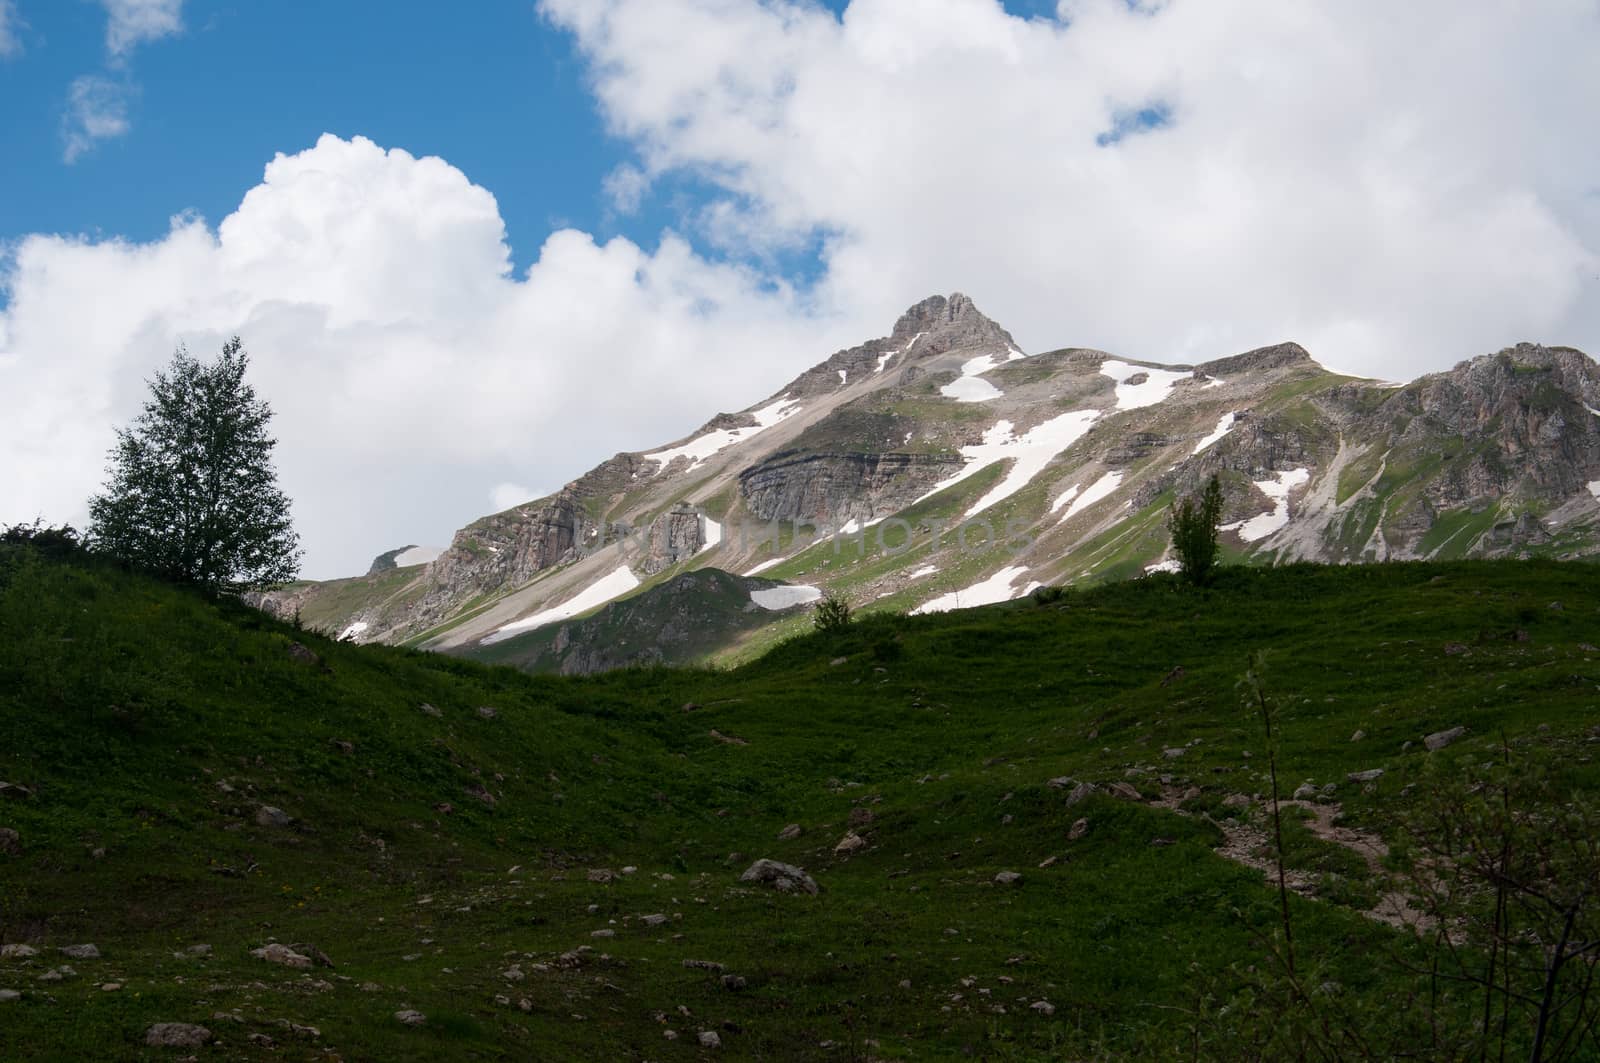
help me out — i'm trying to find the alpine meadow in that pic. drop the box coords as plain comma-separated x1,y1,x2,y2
4,2,1600,1061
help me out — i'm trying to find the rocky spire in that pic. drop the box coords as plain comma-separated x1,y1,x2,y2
890,292,1019,356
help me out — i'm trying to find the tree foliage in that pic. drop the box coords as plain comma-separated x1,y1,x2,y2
813,590,853,633
1168,474,1224,585
88,338,301,593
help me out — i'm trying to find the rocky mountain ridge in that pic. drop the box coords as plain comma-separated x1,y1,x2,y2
254,294,1600,670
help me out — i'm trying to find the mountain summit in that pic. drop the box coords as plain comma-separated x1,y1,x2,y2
256,296,1600,672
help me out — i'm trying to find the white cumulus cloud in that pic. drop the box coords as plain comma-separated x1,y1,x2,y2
0,135,856,577
540,0,1600,372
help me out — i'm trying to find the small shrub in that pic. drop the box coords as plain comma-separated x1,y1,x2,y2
2,519,83,557
1168,475,1224,585
813,591,852,633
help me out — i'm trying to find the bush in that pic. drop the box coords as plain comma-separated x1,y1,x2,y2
813,591,852,633
2,520,83,557
1168,475,1224,585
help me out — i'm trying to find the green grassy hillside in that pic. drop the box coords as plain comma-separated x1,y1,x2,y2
2,543,1599,1059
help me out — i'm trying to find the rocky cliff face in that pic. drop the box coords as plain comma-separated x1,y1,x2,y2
639,505,707,575
739,451,963,526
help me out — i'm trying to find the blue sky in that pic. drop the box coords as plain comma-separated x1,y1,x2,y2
2,1,1595,576
0,0,1068,284
1,1,631,277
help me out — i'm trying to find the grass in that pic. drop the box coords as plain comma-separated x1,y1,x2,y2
3,545,1600,1058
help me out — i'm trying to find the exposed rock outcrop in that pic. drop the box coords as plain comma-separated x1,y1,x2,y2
739,451,963,527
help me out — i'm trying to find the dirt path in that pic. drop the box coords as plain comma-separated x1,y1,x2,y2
1158,787,1433,931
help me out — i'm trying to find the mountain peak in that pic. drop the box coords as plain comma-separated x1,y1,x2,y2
891,292,1019,355
1197,341,1318,377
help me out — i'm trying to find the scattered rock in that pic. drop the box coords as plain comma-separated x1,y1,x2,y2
0,828,20,855
847,806,874,827
709,729,748,746
1106,782,1141,801
1347,769,1385,783
0,989,19,1002
433,802,454,814
286,642,321,667
248,1033,276,1047
37,966,75,982
420,703,442,718
287,943,335,968
1222,794,1251,809
1350,730,1366,742
1162,748,1186,760
255,806,291,828
834,832,867,854
1424,726,1466,752
1068,818,1088,840
1045,776,1074,790
1,944,38,959
331,739,355,755
1293,783,1318,800
994,871,1022,886
394,1009,427,1026
641,914,669,928
59,944,99,960
591,929,616,939
251,944,312,969
0,782,33,801
1030,1000,1056,1016
1443,642,1469,656
145,1023,211,1048
740,858,819,894
587,868,616,884
1065,782,1096,806
698,1030,722,1049
1160,666,1185,687
683,959,726,973
778,823,802,840
476,705,499,720
720,974,747,991
100,982,121,991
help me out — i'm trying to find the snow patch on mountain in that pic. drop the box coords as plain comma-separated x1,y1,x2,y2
393,546,443,567
879,331,926,373
964,411,1101,517
743,556,788,576
1193,412,1238,454
1224,468,1312,542
751,585,822,610
1144,558,1182,574
940,353,1005,402
915,410,1100,517
908,564,939,579
643,396,803,473
1064,471,1123,520
699,517,723,553
1100,359,1190,411
339,620,369,640
482,565,641,644
1589,480,1600,499
911,565,1036,615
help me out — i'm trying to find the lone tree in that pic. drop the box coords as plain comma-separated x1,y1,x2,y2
1168,474,1224,585
89,337,301,592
